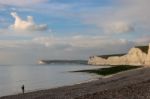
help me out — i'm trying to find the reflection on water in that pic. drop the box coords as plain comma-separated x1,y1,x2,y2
0,64,104,96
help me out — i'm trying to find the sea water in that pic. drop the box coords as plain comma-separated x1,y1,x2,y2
0,64,104,97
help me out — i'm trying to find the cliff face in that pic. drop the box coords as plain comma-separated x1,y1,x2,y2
88,56,107,65
88,44,149,66
145,44,150,65
126,48,147,65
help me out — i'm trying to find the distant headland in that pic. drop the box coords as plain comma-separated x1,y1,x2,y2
38,60,88,65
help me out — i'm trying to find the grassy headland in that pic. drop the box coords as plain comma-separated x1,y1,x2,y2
73,65,141,76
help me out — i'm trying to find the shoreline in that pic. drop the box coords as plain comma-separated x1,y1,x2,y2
0,73,100,98
1,67,150,99
0,65,133,97
0,78,100,98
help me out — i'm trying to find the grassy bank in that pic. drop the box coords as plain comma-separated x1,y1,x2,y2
73,65,142,76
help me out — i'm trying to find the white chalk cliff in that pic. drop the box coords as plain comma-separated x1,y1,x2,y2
88,44,150,66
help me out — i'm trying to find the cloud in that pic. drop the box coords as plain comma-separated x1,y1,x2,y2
105,21,134,34
78,0,150,34
135,35,150,45
0,0,48,7
10,12,48,31
1,35,150,64
32,36,132,49
32,36,58,47
0,35,133,54
1,0,150,64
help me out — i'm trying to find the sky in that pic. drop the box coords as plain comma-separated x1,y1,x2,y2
0,0,150,64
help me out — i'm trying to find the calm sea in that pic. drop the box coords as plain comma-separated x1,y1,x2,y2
0,64,104,97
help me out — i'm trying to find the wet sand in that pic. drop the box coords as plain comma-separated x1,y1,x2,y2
1,67,150,99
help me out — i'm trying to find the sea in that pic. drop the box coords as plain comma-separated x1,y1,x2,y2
0,64,105,97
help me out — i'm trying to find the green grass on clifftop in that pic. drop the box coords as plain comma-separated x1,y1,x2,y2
73,65,141,76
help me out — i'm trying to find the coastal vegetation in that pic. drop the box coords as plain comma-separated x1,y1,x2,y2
73,65,141,76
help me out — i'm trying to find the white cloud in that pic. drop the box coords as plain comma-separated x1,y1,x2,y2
0,0,48,6
0,35,127,50
105,21,134,34
32,36,132,49
78,0,150,34
1,0,150,64
10,12,48,31
1,35,150,64
33,36,57,47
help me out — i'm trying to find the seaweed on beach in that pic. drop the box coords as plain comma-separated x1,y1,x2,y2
73,65,141,76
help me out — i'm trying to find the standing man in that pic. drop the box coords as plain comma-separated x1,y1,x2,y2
21,85,25,94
